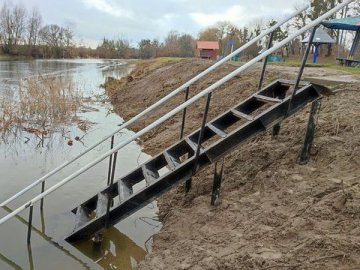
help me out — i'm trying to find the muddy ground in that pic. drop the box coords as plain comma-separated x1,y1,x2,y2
106,58,360,269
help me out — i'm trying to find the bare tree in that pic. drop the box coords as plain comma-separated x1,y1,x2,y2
13,4,26,45
39,24,74,58
27,7,42,48
0,2,26,53
178,34,195,57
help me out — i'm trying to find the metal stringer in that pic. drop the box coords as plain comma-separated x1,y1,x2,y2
211,159,225,206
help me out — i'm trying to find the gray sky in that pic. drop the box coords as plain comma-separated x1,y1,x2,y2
17,0,308,47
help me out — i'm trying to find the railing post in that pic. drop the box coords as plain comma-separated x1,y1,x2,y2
27,204,33,245
258,31,275,90
40,182,45,210
274,25,319,137
180,86,190,140
107,135,115,186
105,151,117,228
185,92,212,192
288,25,319,114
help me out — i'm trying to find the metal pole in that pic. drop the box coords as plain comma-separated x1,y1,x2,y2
288,26,318,114
258,31,275,90
109,152,118,186
274,26,318,138
186,93,212,192
180,86,190,140
105,151,117,228
0,5,309,208
27,205,33,245
107,135,115,185
0,0,353,226
299,100,321,164
40,182,45,210
211,160,224,206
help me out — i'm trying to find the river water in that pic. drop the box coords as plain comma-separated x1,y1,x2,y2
0,59,161,270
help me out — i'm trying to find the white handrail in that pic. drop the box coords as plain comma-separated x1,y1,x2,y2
0,0,354,226
0,5,309,207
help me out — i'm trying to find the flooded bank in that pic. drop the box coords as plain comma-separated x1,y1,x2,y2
0,59,161,269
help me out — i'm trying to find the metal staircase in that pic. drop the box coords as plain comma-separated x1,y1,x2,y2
66,79,324,242
0,0,354,247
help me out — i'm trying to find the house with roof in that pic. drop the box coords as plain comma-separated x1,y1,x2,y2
196,41,219,60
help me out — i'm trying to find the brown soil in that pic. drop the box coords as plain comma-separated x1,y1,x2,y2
107,58,360,270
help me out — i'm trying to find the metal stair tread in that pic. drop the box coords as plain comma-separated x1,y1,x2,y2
95,192,109,218
142,164,159,184
207,123,227,138
163,151,181,170
230,109,254,121
254,94,282,103
118,180,132,203
74,205,91,230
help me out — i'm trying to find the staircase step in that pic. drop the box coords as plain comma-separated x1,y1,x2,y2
163,151,181,170
254,94,282,103
95,192,109,218
185,137,199,152
118,180,132,202
207,123,227,138
142,164,159,185
74,205,91,230
230,109,254,121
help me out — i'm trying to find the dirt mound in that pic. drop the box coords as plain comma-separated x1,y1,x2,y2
108,58,360,269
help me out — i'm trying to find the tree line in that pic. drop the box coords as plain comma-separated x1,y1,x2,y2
0,1,359,60
0,2,75,58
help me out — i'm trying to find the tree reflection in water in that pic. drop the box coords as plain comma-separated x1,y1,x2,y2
74,227,147,270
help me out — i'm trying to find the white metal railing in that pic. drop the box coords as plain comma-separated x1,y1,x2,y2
0,6,308,208
0,0,354,226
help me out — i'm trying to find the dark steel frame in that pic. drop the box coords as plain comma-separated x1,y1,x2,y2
66,80,324,242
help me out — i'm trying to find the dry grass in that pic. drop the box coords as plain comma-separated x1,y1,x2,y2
0,75,82,135
104,57,186,99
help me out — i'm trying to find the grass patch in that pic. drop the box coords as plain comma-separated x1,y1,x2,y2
0,54,29,61
272,57,360,75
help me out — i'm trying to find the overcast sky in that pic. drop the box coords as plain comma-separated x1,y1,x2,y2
16,0,309,47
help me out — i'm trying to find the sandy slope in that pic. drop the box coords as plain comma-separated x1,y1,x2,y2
107,59,360,270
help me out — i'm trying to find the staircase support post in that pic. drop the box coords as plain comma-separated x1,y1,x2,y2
299,99,321,164
40,181,45,210
27,204,33,245
185,92,212,193
107,135,115,186
105,151,118,228
211,159,224,206
180,86,190,140
274,26,318,138
258,31,275,91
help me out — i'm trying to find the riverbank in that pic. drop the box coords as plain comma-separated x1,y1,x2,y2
106,57,360,269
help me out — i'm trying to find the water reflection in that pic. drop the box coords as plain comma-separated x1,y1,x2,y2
1,205,91,269
0,252,22,270
27,245,34,270
75,227,147,270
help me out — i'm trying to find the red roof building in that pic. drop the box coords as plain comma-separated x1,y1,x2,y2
197,41,219,60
